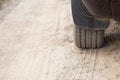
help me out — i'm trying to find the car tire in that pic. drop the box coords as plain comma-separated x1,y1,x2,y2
75,26,104,49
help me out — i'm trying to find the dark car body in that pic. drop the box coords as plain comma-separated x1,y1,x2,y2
81,0,120,21
72,0,120,30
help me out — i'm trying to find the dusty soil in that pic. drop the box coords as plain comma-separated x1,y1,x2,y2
0,0,20,23
0,0,120,80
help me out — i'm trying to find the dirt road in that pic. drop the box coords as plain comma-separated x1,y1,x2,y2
0,0,120,80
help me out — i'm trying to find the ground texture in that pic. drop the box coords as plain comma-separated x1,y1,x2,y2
0,0,120,80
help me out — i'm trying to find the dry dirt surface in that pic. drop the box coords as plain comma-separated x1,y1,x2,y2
0,0,20,23
0,0,120,80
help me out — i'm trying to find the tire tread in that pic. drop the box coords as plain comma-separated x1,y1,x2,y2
75,26,104,49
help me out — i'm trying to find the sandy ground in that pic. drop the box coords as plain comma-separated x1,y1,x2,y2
0,0,120,80
0,0,20,23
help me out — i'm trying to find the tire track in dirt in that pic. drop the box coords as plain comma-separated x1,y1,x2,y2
57,49,98,80
62,49,86,80
77,49,98,80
